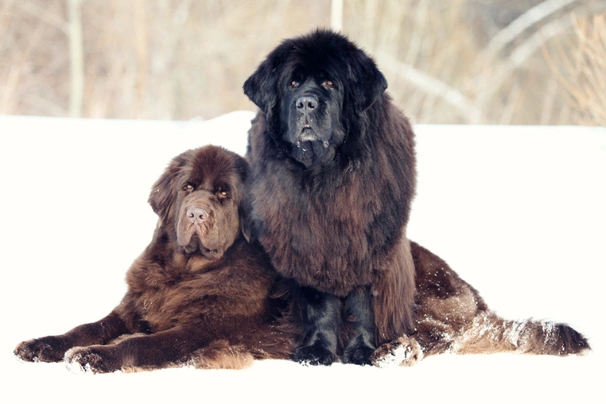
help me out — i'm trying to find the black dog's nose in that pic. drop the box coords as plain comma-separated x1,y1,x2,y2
296,95,318,113
186,207,209,224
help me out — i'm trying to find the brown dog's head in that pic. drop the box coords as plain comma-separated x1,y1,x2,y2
148,146,249,259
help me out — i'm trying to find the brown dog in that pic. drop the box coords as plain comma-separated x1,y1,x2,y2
14,145,292,373
371,242,591,366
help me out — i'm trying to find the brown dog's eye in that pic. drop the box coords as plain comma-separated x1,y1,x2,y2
290,80,300,88
322,80,334,89
183,183,194,192
216,190,229,199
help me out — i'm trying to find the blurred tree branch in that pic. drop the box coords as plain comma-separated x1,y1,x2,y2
2,0,605,124
477,0,576,64
331,0,343,32
378,52,482,122
67,0,84,117
545,13,606,125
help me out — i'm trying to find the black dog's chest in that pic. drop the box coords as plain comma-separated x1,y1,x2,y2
256,169,378,295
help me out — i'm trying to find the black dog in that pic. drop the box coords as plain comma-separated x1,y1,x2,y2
244,30,417,365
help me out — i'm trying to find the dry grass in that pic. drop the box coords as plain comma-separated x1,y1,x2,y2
1,0,604,124
546,13,606,125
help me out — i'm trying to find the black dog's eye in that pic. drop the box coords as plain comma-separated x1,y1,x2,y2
322,80,334,89
290,80,300,88
183,183,194,192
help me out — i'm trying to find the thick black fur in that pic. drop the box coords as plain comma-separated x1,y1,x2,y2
244,29,417,366
290,287,340,366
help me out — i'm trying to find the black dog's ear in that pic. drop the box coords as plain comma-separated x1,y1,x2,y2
243,62,275,112
348,52,388,113
243,45,291,113
239,198,255,243
232,156,256,243
148,153,189,219
356,67,387,112
243,62,278,114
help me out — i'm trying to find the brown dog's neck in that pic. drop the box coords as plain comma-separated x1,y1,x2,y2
171,251,219,273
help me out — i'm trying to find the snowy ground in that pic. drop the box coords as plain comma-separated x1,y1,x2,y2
1,112,604,403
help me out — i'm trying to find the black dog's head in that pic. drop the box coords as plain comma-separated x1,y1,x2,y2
148,146,249,259
243,29,387,169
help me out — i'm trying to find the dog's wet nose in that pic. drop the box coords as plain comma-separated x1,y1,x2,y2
186,207,209,224
296,95,318,113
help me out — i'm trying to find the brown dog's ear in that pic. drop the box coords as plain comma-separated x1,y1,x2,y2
148,152,190,219
148,166,177,219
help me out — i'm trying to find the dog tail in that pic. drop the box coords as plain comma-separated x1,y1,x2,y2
454,311,590,356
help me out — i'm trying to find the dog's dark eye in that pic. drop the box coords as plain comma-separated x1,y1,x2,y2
322,80,334,89
183,183,194,192
216,190,229,199
290,80,300,88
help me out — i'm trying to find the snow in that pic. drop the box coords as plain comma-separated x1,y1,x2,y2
1,113,604,403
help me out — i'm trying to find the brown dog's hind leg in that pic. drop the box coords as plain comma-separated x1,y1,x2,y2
452,311,591,356
371,335,423,367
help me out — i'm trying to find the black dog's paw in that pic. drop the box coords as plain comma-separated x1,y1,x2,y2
293,344,337,366
14,337,68,363
342,344,375,366
65,346,120,374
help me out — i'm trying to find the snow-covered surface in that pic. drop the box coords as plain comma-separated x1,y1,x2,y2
1,112,604,403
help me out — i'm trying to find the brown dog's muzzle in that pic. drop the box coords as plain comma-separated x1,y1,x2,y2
185,206,209,225
175,189,240,259
177,194,219,256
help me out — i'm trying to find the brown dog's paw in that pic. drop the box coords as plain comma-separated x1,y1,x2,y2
14,337,68,363
65,347,120,374
371,336,423,368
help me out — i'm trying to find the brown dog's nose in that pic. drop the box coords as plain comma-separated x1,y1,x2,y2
186,207,209,224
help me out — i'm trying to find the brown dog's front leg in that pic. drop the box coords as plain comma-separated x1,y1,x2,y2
65,327,206,373
14,311,128,363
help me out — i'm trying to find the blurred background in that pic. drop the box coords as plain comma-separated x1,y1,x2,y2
1,0,604,125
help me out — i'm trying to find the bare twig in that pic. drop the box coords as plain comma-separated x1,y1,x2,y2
134,0,149,118
67,0,84,118
17,1,67,34
478,0,576,64
471,13,575,123
331,0,343,32
0,7,48,114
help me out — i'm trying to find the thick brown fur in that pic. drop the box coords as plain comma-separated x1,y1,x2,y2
14,146,293,373
243,29,416,365
370,242,591,367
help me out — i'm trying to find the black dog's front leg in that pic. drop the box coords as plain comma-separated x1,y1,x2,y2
341,287,376,365
292,286,340,366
